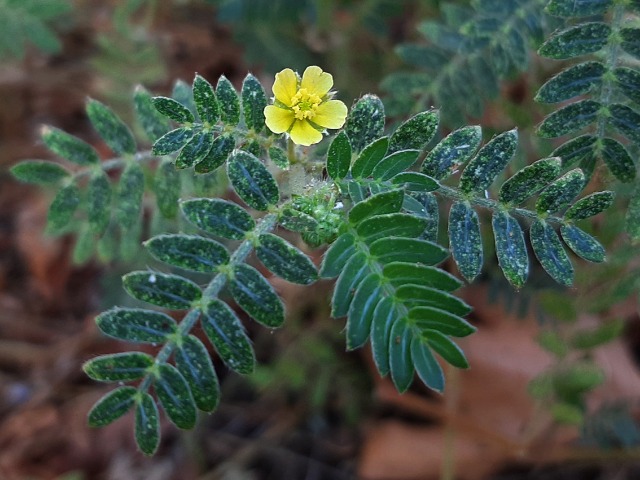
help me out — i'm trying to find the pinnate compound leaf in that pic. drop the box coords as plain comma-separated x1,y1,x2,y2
459,129,518,194
607,104,640,145
388,110,439,153
175,335,220,412
620,28,640,60
390,319,415,393
134,85,170,142
86,99,136,155
181,198,255,239
154,363,197,429
96,308,177,343
371,297,397,376
193,74,220,124
327,131,352,180
612,67,640,105
116,162,144,229
123,271,201,309
41,126,99,165
599,138,636,182
565,191,614,220
152,96,195,124
347,273,383,350
144,234,229,272
175,130,214,169
530,220,574,286
229,264,285,328
499,157,562,205
88,386,137,427
411,337,444,392
391,172,439,192
47,183,80,232
152,128,195,156
538,22,611,59
241,74,267,132
154,158,181,219
256,233,317,285
552,135,597,167
195,134,235,173
535,62,606,103
216,75,241,126
350,136,389,179
348,189,403,225
545,0,612,17
625,184,640,241
332,251,369,318
409,307,476,337
425,331,469,369
201,300,255,374
372,150,420,181
345,94,385,152
449,201,483,282
135,393,160,456
370,237,448,266
422,125,482,180
537,100,601,138
11,160,70,185
83,352,153,382
320,233,356,278
492,210,529,289
228,151,279,211
536,168,585,214
560,224,606,262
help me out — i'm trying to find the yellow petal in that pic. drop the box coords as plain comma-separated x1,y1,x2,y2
313,100,348,129
300,66,333,97
264,105,294,134
272,68,298,106
289,119,323,146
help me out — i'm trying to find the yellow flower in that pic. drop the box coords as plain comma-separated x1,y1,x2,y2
264,66,348,146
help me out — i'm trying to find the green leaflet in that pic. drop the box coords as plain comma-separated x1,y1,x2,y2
459,129,518,194
347,181,366,203
383,262,462,291
268,146,289,170
278,207,319,234
10,160,70,186
175,334,220,412
545,0,612,17
348,189,403,225
195,134,235,174
227,150,279,211
86,99,136,156
41,126,99,166
256,233,318,285
411,336,445,392
135,393,160,456
565,191,614,220
357,213,428,244
449,201,483,282
536,168,585,214
552,135,597,167
134,85,170,142
370,237,448,266
347,273,383,350
409,307,476,337
144,234,230,272
88,386,137,427
530,220,574,286
116,161,144,229
351,136,389,179
152,127,195,156
560,224,606,262
152,96,195,124
154,158,181,218
154,363,197,429
73,225,95,264
47,183,80,232
388,110,439,153
332,251,369,318
625,183,640,241
410,192,439,242
396,285,471,316
537,100,601,138
499,157,562,205
612,67,640,105
570,319,624,350
181,198,255,240
175,130,214,169
425,330,469,369
620,28,640,60
216,75,241,126
344,94,386,152
229,264,285,328
327,131,352,180
535,62,606,104
607,104,640,145
422,125,482,180
492,210,529,289
389,318,415,393
320,232,356,278
599,138,636,182
538,22,611,59
201,299,256,374
87,170,112,235
371,150,420,181
390,172,439,192
123,271,202,309
96,308,177,343
243,139,260,156
241,74,267,132
193,74,220,125
371,297,397,377
83,352,153,382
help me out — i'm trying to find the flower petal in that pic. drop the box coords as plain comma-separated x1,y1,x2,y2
313,100,348,129
272,68,298,106
264,105,294,134
300,66,333,97
289,120,323,146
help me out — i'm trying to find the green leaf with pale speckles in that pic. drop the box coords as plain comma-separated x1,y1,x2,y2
422,125,482,180
536,169,585,215
144,234,230,272
47,183,80,232
620,28,640,60
345,94,385,152
87,98,136,155
152,96,195,124
175,130,214,169
88,386,137,427
612,67,640,105
256,233,317,285
388,110,439,153
195,134,235,174
96,308,177,343
545,0,612,17
181,198,255,239
448,201,483,282
87,170,112,236
216,75,241,126
535,62,605,104
327,131,352,180
83,352,153,382
154,363,196,429
152,127,195,156
269,146,289,170
538,22,610,59
560,224,606,262
608,104,640,145
116,161,144,229
537,100,601,138
135,393,160,456
41,126,99,165
175,335,220,412
351,136,389,179
229,264,285,328
193,74,220,124
134,86,170,143
625,184,640,241
565,191,614,220
154,158,181,219
599,138,636,182
552,135,596,167
227,150,279,211
530,220,574,286
10,160,70,186
492,210,528,289
348,189,403,225
241,74,267,133
499,157,561,205
123,271,201,310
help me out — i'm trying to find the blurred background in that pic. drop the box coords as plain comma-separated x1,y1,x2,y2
1,0,640,479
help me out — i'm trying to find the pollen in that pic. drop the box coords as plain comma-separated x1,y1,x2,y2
291,88,321,120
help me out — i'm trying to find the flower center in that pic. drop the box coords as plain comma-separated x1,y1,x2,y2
291,88,321,121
